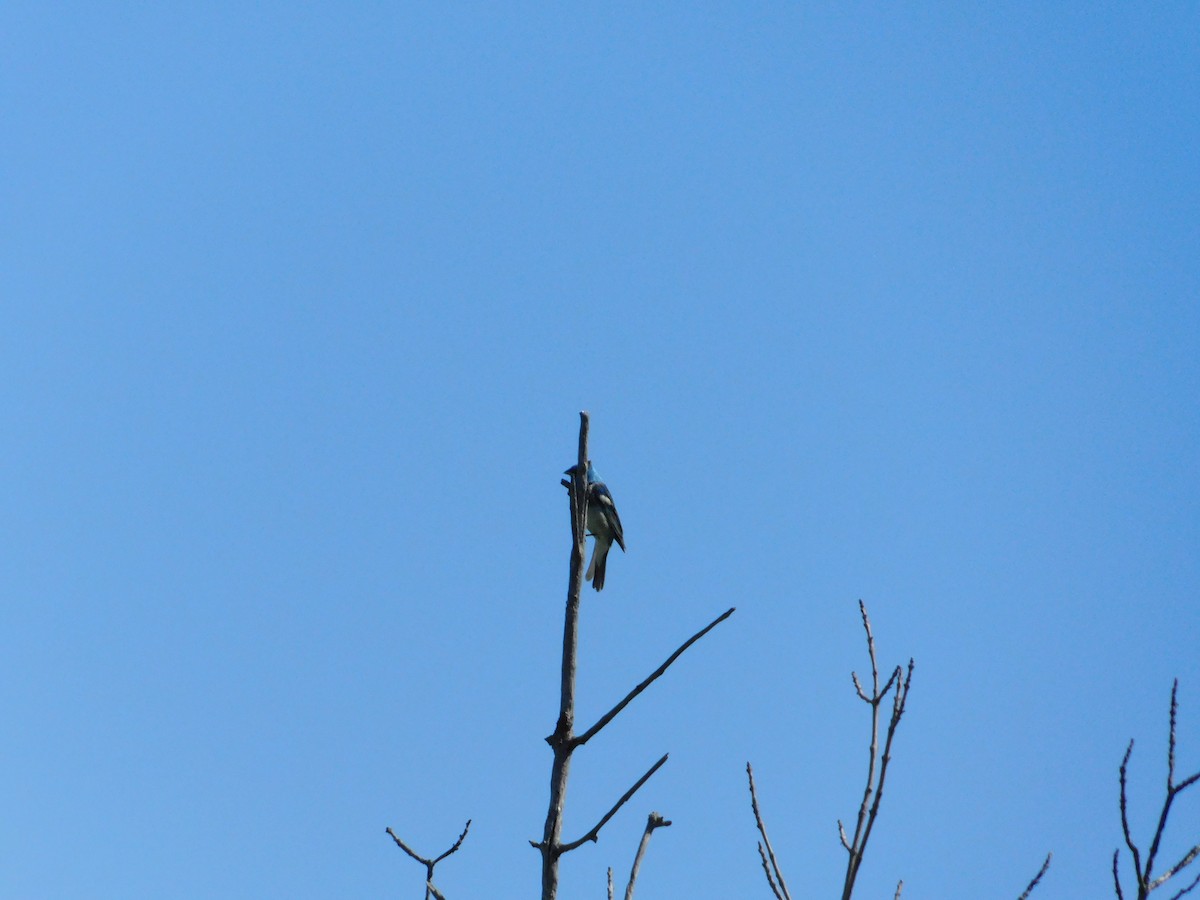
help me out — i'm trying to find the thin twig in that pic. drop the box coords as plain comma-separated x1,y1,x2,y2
560,754,670,853
894,880,904,900
1168,870,1200,900
575,607,736,747
757,842,783,900
608,867,614,900
434,820,472,865
386,827,430,866
1120,741,1142,881
1016,852,1052,900
1157,847,1200,890
747,763,792,900
624,812,671,900
427,882,446,900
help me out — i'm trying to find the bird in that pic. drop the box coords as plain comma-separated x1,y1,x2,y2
565,461,626,591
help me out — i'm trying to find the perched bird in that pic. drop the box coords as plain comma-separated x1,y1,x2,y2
565,461,626,591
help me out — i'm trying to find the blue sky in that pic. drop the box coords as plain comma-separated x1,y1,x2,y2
3,4,1198,898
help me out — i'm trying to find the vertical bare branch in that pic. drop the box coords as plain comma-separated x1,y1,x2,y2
840,600,912,900
537,412,591,900
623,812,672,900
746,763,792,900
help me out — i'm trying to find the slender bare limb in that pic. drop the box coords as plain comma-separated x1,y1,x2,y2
1017,853,1052,900
427,882,446,900
537,412,591,900
746,763,792,900
575,607,736,747
1122,741,1144,880
1113,680,1200,899
841,600,913,900
894,881,904,900
608,867,614,900
560,754,670,853
1167,871,1200,900
756,842,783,900
386,820,471,900
624,812,672,900
1157,848,1200,891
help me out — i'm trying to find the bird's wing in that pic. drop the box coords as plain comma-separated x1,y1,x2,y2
592,483,625,552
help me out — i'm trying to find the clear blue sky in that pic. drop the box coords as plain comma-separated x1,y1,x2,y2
4,4,1198,898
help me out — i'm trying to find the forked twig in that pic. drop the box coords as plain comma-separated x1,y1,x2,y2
386,819,471,900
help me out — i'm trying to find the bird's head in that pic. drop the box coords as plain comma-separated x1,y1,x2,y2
564,460,599,482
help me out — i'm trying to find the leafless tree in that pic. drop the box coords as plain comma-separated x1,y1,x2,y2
1113,679,1200,900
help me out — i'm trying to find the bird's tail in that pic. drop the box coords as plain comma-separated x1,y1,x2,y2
587,541,609,591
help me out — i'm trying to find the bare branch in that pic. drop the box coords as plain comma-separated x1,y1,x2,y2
561,754,670,853
607,867,614,900
434,820,472,865
746,763,792,900
1168,681,1179,787
538,412,591,900
624,812,672,900
575,607,736,747
386,821,471,900
841,602,912,900
1016,852,1052,900
1156,846,1200,890
757,842,783,900
386,827,431,867
837,819,851,852
1120,740,1142,879
1113,680,1200,899
1168,870,1200,900
857,660,913,875
894,880,904,900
